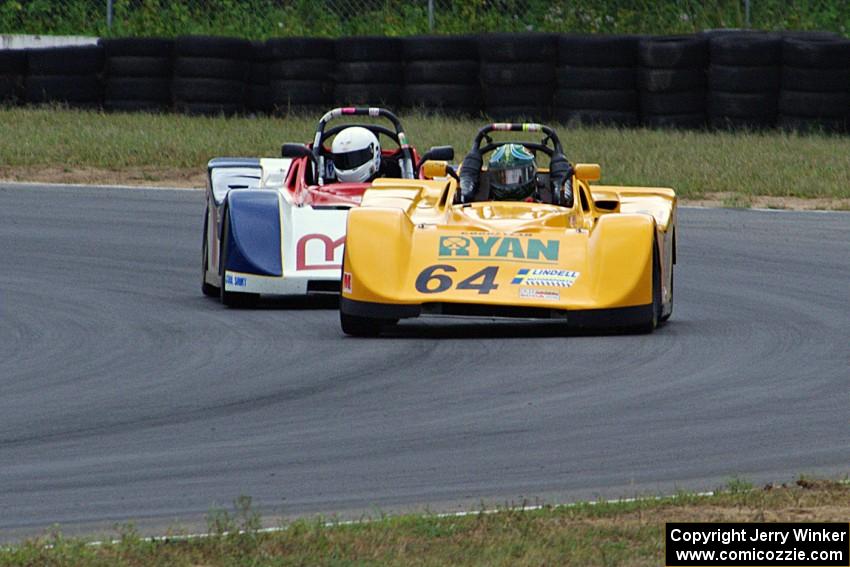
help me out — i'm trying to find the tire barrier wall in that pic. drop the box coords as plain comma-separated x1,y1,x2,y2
403,35,480,116
101,37,172,112
268,37,335,112
2,32,848,132
335,36,403,108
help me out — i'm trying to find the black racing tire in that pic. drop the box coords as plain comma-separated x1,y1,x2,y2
778,90,850,118
173,56,248,80
640,90,705,114
246,85,271,113
0,50,27,74
403,35,477,60
555,65,636,90
480,62,554,85
250,61,269,85
174,35,252,59
201,211,219,297
105,77,171,101
709,114,775,130
643,112,706,129
0,75,21,101
485,105,551,121
405,60,479,85
172,78,244,103
478,33,557,62
660,261,673,323
777,114,847,134
708,91,778,119
219,208,258,307
403,84,481,108
709,33,781,66
25,74,101,103
336,61,404,83
638,35,708,68
554,108,639,127
780,31,840,41
0,75,23,103
270,80,334,106
334,82,402,106
175,101,243,116
105,56,171,78
633,242,661,334
558,34,641,66
99,37,173,57
340,311,389,337
27,46,104,75
782,37,850,68
104,99,169,112
554,88,638,111
708,65,780,93
266,37,335,60
335,36,402,61
639,67,706,92
781,66,850,92
482,84,553,106
268,58,335,81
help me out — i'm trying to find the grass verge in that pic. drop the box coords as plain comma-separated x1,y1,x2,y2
1,479,847,566
3,107,850,207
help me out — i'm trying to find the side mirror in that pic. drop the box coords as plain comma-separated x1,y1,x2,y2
420,145,454,163
574,163,601,182
421,160,449,179
281,143,312,159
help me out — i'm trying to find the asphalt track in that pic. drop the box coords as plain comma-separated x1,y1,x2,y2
1,182,848,542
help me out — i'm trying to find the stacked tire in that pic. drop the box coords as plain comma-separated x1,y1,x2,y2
638,35,708,129
478,33,556,121
335,37,403,108
707,33,781,130
0,50,26,105
25,45,103,107
172,36,251,116
402,35,480,116
554,34,640,127
267,38,335,114
101,38,173,112
246,41,271,114
779,36,850,133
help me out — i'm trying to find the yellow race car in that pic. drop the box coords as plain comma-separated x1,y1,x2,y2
340,122,676,336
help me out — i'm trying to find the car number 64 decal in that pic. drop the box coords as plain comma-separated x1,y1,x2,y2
415,265,500,295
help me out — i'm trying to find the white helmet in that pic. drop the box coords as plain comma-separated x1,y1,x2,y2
331,126,381,183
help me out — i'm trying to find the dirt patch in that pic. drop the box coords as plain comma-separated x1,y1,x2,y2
0,166,205,189
2,168,850,210
685,191,850,211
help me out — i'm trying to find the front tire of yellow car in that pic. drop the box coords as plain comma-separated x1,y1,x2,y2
340,311,386,337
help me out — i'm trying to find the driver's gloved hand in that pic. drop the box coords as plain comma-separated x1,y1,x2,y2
458,151,483,203
549,153,574,207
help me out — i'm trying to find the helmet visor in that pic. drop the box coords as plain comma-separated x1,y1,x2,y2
491,164,535,187
333,145,374,170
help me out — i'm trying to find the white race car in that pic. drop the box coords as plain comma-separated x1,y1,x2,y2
201,107,450,306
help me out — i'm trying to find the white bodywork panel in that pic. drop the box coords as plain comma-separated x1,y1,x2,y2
206,157,352,295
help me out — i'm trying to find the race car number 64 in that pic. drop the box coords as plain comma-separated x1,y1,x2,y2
415,265,499,295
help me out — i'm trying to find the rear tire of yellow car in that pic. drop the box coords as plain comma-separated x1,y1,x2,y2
660,265,673,323
633,243,661,334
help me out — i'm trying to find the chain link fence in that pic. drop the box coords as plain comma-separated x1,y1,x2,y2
0,0,847,38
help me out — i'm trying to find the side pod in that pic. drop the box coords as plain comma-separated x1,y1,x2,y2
223,190,283,277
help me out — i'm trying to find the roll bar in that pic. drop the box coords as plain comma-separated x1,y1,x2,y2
312,107,415,185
